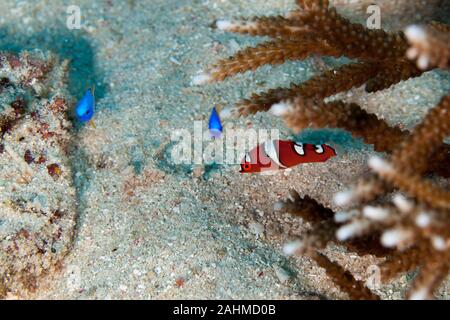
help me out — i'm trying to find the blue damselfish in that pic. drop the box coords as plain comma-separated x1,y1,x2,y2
208,106,223,139
75,88,95,122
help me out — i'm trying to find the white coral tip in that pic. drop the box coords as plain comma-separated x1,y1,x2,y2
417,55,430,70
270,102,292,117
192,73,212,85
432,236,446,251
368,156,393,173
333,190,354,206
406,47,419,60
334,211,353,223
415,212,431,228
409,288,430,300
405,25,426,42
363,206,389,221
392,194,413,213
216,20,234,31
336,221,368,241
283,240,303,256
381,229,410,248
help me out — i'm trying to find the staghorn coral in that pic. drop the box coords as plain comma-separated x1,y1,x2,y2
195,0,450,299
310,251,380,300
0,50,76,298
194,0,450,175
405,22,450,70
275,95,450,298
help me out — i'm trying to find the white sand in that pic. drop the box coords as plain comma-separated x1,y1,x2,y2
0,0,448,299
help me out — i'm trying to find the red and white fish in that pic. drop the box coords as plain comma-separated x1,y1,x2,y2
239,139,336,173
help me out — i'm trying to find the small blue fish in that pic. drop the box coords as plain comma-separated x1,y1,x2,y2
209,106,223,139
75,88,95,123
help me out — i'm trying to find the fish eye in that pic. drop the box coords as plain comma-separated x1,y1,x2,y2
242,163,252,171
85,109,91,115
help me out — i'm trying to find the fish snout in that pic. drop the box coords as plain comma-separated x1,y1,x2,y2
326,145,337,157
240,162,253,173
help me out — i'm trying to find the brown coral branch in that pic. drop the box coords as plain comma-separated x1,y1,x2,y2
405,22,450,70
237,62,380,116
302,221,339,251
201,1,410,86
202,38,339,83
215,16,313,39
429,21,450,34
275,190,334,223
275,191,338,251
407,251,450,299
296,62,380,98
369,156,450,211
290,6,409,61
391,94,450,174
379,245,427,282
310,251,380,300
296,0,329,11
338,93,450,206
427,146,450,178
277,191,391,256
280,98,407,153
365,59,424,93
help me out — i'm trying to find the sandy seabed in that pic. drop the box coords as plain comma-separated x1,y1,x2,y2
0,0,449,299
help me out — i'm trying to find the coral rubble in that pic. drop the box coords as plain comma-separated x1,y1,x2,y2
196,0,450,299
0,50,76,298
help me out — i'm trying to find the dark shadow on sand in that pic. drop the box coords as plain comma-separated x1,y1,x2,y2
0,26,106,101
291,128,368,154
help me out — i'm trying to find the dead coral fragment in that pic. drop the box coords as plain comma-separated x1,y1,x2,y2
47,163,62,179
0,96,27,136
0,50,76,298
0,50,55,95
24,150,34,164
